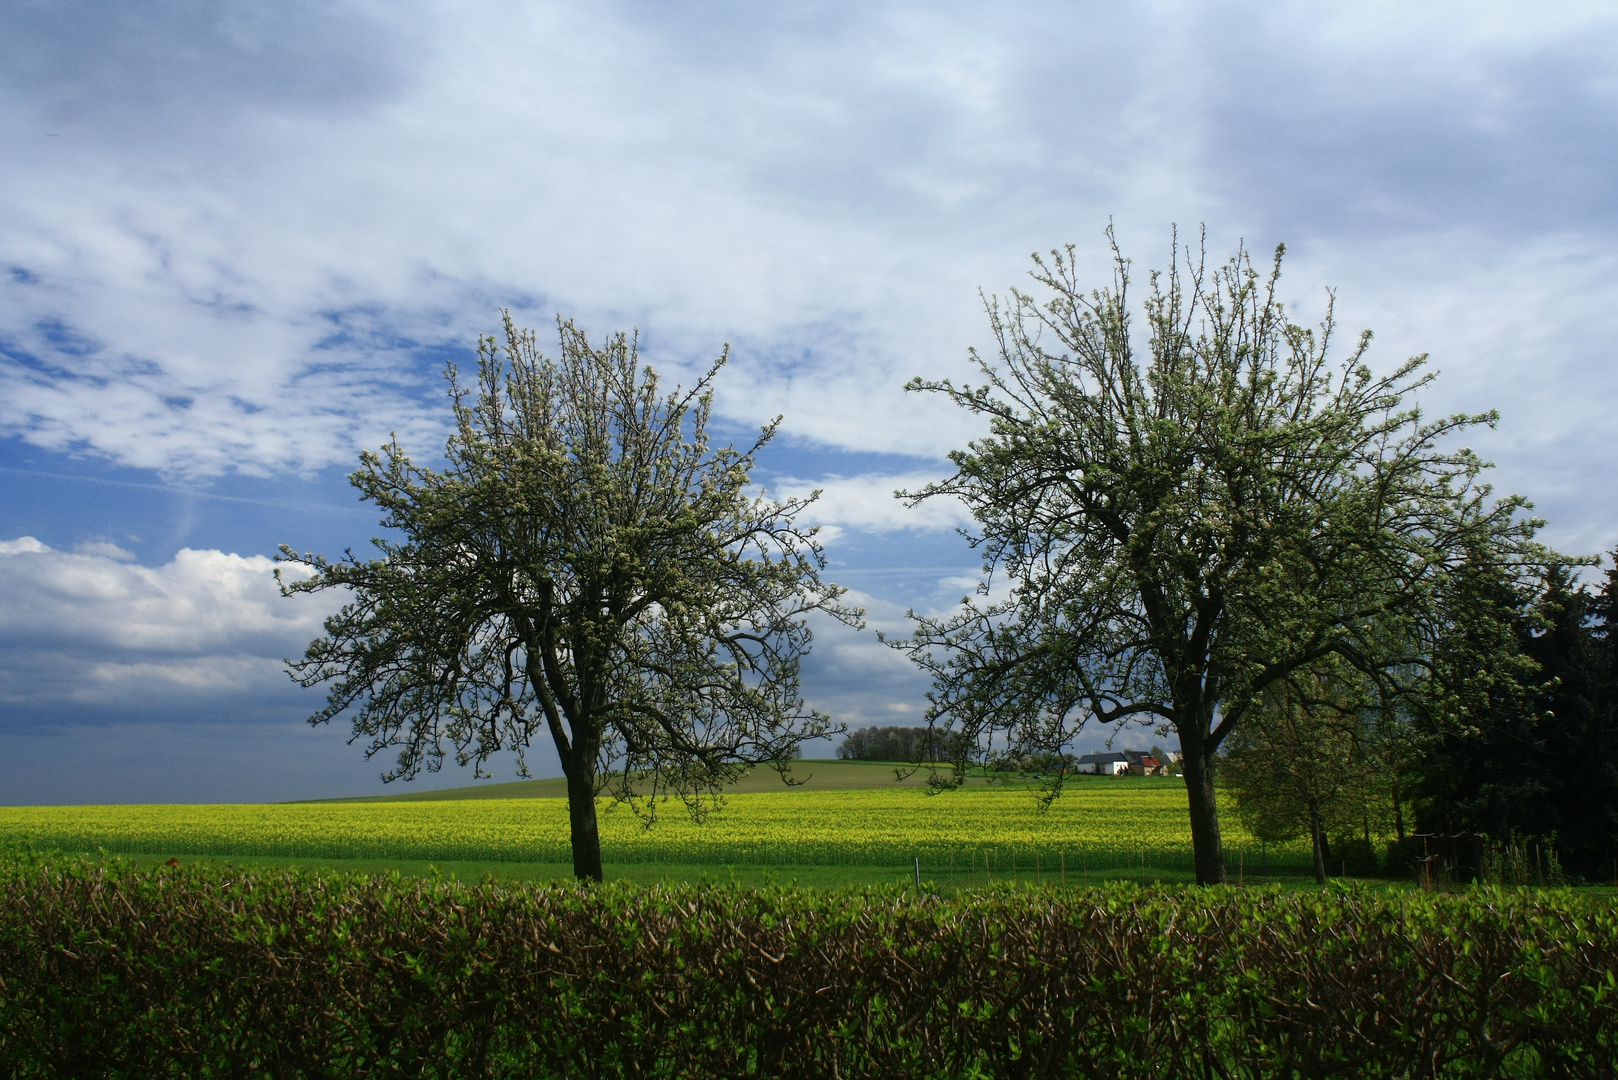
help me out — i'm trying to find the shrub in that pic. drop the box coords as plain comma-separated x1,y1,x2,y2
1,852,1614,1078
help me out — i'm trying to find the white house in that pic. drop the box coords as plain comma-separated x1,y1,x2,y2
1075,752,1130,775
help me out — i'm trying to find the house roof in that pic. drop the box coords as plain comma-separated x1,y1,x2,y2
1076,752,1130,764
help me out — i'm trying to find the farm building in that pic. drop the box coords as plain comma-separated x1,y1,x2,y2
1076,750,1174,776
1075,752,1130,775
1125,750,1172,776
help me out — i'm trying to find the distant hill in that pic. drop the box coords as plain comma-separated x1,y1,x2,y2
300,759,1059,803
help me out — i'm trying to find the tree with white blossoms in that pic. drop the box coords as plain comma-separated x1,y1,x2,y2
281,315,861,881
892,227,1555,885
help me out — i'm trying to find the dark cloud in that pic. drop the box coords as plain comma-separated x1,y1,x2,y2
1194,13,1618,240
0,718,533,804
0,0,413,134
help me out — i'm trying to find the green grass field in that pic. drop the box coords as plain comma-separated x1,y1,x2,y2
0,761,1333,886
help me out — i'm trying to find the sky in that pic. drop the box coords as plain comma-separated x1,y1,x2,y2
2,0,1616,804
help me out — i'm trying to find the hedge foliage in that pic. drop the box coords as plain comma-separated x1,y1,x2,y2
1,852,1615,1078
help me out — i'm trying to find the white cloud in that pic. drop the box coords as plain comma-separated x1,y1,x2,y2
0,537,47,556
73,540,135,561
0,537,336,706
772,472,973,534
0,0,1606,510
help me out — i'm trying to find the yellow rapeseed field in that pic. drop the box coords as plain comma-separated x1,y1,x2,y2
0,780,1309,868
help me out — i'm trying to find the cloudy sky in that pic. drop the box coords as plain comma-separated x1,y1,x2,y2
2,0,1615,803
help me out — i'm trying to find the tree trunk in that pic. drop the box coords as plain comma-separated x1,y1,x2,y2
554,713,604,883
565,765,604,882
1180,742,1227,885
1310,808,1326,885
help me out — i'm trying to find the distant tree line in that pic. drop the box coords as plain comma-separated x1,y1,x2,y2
838,726,954,762
840,730,1188,778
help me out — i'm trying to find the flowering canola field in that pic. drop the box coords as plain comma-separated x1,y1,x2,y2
0,782,1310,869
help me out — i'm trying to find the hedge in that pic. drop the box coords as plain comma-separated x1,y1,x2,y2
1,852,1614,1077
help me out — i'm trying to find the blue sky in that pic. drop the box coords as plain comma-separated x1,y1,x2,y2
2,1,1616,803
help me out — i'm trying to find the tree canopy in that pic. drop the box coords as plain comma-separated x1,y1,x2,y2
1221,664,1388,883
893,227,1554,884
280,314,860,880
